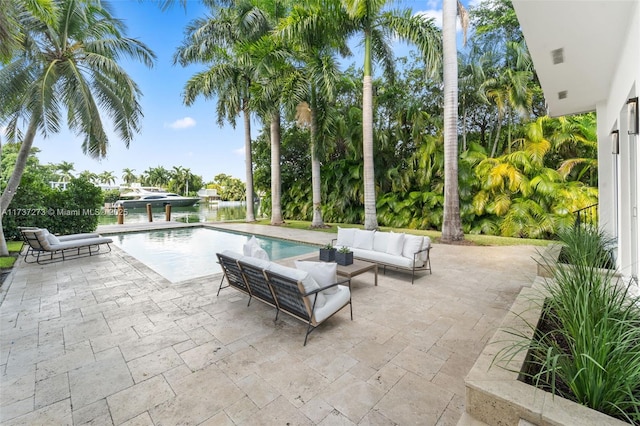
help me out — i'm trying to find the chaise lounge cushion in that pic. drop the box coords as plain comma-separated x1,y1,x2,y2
46,233,61,246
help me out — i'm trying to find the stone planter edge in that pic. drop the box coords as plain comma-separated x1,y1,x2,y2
462,277,629,426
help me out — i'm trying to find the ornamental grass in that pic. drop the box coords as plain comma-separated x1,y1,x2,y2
500,226,640,424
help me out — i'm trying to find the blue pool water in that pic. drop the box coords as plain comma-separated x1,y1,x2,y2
111,227,317,282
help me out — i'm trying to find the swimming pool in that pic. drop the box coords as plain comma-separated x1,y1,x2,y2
110,227,317,282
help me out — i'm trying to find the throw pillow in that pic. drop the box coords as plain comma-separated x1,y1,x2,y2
243,236,270,261
336,227,356,248
353,229,375,250
402,234,423,259
386,232,405,256
295,261,338,295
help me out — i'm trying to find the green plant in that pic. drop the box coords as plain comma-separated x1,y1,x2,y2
322,243,334,250
338,246,351,254
496,226,640,423
103,189,121,204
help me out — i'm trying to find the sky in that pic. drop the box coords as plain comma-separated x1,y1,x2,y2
15,0,471,185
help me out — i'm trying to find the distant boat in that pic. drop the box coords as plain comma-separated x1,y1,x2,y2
114,191,200,209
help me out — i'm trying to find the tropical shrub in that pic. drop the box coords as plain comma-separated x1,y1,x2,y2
3,177,103,240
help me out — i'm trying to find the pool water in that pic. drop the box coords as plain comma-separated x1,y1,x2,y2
111,227,317,282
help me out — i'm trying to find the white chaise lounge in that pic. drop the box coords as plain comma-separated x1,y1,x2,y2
20,228,113,264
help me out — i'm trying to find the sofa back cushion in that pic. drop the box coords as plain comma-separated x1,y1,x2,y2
386,232,405,256
295,261,338,295
373,231,389,253
402,235,424,260
420,237,431,262
239,255,271,270
268,262,326,308
352,229,375,250
336,227,356,247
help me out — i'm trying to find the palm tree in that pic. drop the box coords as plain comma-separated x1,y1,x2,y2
145,166,170,188
441,0,466,242
98,171,116,186
339,0,441,230
122,168,137,185
245,0,295,226
278,1,349,228
479,41,533,157
0,0,155,256
175,0,261,222
78,170,99,183
55,161,75,182
0,0,57,62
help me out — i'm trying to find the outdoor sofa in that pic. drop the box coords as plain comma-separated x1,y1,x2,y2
20,228,113,264
217,250,352,345
333,228,431,284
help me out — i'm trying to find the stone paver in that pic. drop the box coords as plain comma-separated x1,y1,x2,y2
0,223,539,425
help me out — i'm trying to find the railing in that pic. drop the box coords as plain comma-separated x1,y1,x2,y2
573,203,598,228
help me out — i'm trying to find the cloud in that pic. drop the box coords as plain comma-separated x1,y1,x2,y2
233,147,245,156
415,8,463,32
165,117,196,129
415,9,442,28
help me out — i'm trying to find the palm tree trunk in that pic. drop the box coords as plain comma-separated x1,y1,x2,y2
0,116,38,256
243,100,256,222
270,110,284,225
490,120,502,157
310,100,324,227
362,63,378,230
441,0,464,242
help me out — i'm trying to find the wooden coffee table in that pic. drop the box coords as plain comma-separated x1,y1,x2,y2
300,255,378,286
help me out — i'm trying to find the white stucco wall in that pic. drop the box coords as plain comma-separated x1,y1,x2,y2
598,2,640,280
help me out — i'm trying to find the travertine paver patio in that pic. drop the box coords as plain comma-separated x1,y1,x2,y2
0,223,538,425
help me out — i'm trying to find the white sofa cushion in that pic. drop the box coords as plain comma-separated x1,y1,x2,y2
268,262,327,308
402,235,423,259
352,229,375,250
420,237,431,262
386,232,405,256
313,285,350,323
351,248,418,269
221,250,243,260
239,255,271,270
295,261,338,295
336,227,356,247
373,231,389,252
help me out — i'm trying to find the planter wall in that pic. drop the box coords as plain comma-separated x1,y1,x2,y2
463,277,629,426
